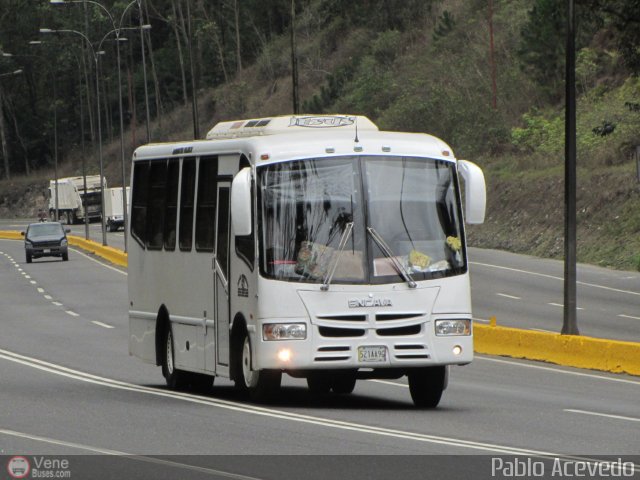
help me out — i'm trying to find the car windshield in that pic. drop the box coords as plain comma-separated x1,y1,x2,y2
27,223,64,238
258,155,466,285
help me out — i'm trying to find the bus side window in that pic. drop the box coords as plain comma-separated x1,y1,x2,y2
146,160,168,250
195,156,218,252
131,161,150,247
164,159,180,251
179,158,197,251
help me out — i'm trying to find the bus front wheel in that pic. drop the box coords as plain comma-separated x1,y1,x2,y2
407,366,446,408
236,332,281,402
162,328,189,390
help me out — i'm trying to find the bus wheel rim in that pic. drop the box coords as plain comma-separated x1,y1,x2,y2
166,332,174,374
242,337,253,387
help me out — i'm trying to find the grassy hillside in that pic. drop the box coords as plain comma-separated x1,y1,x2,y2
2,0,639,270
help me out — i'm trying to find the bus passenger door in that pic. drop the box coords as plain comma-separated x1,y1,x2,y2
209,182,231,374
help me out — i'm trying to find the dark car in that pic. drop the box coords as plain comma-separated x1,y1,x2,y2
22,222,70,263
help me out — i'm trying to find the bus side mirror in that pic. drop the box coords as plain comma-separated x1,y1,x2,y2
457,160,486,224
231,167,252,236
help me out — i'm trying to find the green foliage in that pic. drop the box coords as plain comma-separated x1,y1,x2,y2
511,111,564,154
432,11,456,42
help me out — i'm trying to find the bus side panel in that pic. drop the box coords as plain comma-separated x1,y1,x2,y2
129,312,157,364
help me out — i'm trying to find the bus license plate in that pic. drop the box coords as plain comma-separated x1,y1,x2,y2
358,346,387,363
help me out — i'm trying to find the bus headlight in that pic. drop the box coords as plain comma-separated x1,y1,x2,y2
435,319,471,336
263,323,307,341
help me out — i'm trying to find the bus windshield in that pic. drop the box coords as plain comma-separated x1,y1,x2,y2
258,155,466,285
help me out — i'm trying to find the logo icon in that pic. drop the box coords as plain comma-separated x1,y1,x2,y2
7,456,30,479
348,297,392,308
237,274,249,298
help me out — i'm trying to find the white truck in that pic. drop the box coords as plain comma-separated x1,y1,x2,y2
104,186,130,232
48,175,106,225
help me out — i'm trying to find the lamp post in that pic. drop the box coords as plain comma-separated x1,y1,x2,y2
29,40,91,239
50,0,151,252
40,27,108,246
0,68,22,181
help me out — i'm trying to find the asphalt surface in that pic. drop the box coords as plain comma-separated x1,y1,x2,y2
0,237,639,479
2,218,639,342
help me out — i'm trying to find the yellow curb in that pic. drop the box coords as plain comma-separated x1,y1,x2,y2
67,235,128,268
0,230,127,268
0,230,23,240
475,324,640,376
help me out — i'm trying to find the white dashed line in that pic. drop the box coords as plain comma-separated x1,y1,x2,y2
44,295,52,300
65,311,80,317
497,293,521,300
30,280,37,285
564,409,640,423
37,288,44,293
52,302,63,307
91,321,114,329
618,314,640,321
548,303,583,310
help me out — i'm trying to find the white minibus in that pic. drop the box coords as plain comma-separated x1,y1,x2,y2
128,115,486,407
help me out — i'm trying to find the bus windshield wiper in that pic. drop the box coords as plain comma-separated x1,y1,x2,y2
321,222,354,291
367,227,417,288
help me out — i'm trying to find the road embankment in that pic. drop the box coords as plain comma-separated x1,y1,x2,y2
1,230,638,376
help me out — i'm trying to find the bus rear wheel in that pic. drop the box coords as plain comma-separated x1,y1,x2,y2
407,366,446,408
236,332,281,402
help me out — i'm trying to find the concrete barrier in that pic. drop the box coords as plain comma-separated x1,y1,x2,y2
67,235,128,268
1,229,638,376
475,324,640,376
0,230,127,268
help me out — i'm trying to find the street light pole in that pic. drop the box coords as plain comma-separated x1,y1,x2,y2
138,0,151,143
50,0,150,252
0,69,22,181
40,28,107,245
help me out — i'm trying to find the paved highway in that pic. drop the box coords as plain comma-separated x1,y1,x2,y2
2,218,639,342
469,247,640,341
0,237,638,478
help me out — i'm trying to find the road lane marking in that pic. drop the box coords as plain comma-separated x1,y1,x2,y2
37,287,44,293
471,261,640,296
30,280,37,285
0,347,628,461
92,321,114,329
472,317,490,323
496,293,521,300
0,428,264,480
548,303,583,310
618,314,640,321
44,295,52,300
65,310,79,317
69,247,127,276
564,409,640,423
477,356,640,386
52,302,63,306
530,328,555,333
371,379,408,388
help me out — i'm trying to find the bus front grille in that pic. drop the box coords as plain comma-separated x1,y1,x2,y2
318,326,366,338
376,325,422,336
